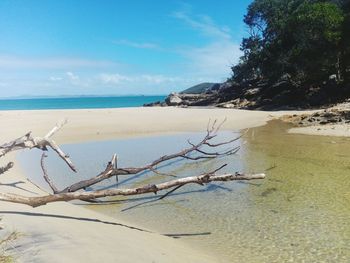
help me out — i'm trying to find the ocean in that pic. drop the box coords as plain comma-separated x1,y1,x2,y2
0,96,165,110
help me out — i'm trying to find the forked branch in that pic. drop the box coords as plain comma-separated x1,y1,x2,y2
60,119,243,193
0,119,76,172
0,119,266,208
0,172,265,207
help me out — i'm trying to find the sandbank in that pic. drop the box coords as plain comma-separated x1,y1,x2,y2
289,124,350,137
0,107,310,262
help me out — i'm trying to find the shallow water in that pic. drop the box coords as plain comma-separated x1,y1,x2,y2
18,121,350,262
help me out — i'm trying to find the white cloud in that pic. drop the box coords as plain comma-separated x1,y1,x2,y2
99,73,132,84
172,7,241,80
0,55,117,70
0,8,241,97
179,41,241,79
0,70,205,97
98,73,180,85
140,74,179,84
66,71,80,81
113,40,159,49
173,10,231,40
49,76,62,81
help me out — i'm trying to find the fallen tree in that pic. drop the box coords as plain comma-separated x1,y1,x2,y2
0,119,265,207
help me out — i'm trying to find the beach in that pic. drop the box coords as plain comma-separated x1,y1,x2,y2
2,0,350,261
0,107,326,262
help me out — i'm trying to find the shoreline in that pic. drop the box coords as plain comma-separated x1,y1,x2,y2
0,107,311,144
0,107,330,262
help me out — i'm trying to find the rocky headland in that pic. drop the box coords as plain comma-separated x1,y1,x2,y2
145,77,348,110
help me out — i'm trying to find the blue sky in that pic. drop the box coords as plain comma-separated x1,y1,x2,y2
0,0,252,97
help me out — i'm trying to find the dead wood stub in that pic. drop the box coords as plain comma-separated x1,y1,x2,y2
0,162,14,175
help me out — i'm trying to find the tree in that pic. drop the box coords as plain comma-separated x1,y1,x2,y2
339,0,350,81
289,2,344,82
0,120,265,207
232,0,347,88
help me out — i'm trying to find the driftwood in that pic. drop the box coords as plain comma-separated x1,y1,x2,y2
0,173,265,207
0,119,76,172
0,119,265,207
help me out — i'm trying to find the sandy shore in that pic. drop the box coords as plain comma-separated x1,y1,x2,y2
0,107,309,262
0,107,297,143
289,124,350,137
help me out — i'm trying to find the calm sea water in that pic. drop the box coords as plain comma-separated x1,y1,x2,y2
0,96,165,110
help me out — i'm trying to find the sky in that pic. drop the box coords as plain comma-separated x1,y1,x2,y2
0,0,252,97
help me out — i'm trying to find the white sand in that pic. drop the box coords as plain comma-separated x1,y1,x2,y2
0,107,308,262
0,107,294,143
289,124,350,137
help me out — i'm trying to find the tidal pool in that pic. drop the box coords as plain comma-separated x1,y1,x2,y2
18,121,350,262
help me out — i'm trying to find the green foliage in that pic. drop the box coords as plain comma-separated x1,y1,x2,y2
289,2,344,81
180,82,219,94
340,0,350,81
232,0,349,87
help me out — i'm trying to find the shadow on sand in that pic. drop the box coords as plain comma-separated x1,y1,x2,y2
0,210,212,239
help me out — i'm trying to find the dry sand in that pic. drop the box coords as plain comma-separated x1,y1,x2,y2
0,107,309,262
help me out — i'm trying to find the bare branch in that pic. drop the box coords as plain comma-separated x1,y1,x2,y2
0,119,266,211
44,119,67,139
210,119,217,133
0,173,266,207
40,153,59,194
0,121,77,172
110,154,117,169
157,164,228,201
158,184,184,200
0,162,14,175
46,140,76,172
214,117,227,134
59,119,244,193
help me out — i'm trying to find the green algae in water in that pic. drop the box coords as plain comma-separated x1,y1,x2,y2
18,121,350,262
111,122,350,263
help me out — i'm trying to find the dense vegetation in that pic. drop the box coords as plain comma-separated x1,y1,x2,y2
230,0,350,107
180,83,219,94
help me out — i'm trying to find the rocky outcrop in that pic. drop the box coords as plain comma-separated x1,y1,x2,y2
143,101,167,107
165,93,183,106
144,75,350,109
217,98,254,109
145,92,221,107
180,82,220,94
282,104,350,127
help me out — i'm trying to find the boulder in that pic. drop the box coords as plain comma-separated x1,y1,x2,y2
143,101,162,107
165,93,183,106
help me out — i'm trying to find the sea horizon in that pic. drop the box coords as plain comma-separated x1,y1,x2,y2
0,95,166,111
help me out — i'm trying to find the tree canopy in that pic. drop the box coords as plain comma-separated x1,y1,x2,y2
232,0,350,89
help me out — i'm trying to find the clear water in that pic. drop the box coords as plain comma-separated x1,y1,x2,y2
18,121,350,262
0,96,165,110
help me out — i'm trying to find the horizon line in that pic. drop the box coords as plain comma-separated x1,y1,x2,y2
0,94,168,100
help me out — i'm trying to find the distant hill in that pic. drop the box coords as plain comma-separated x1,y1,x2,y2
180,82,220,94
